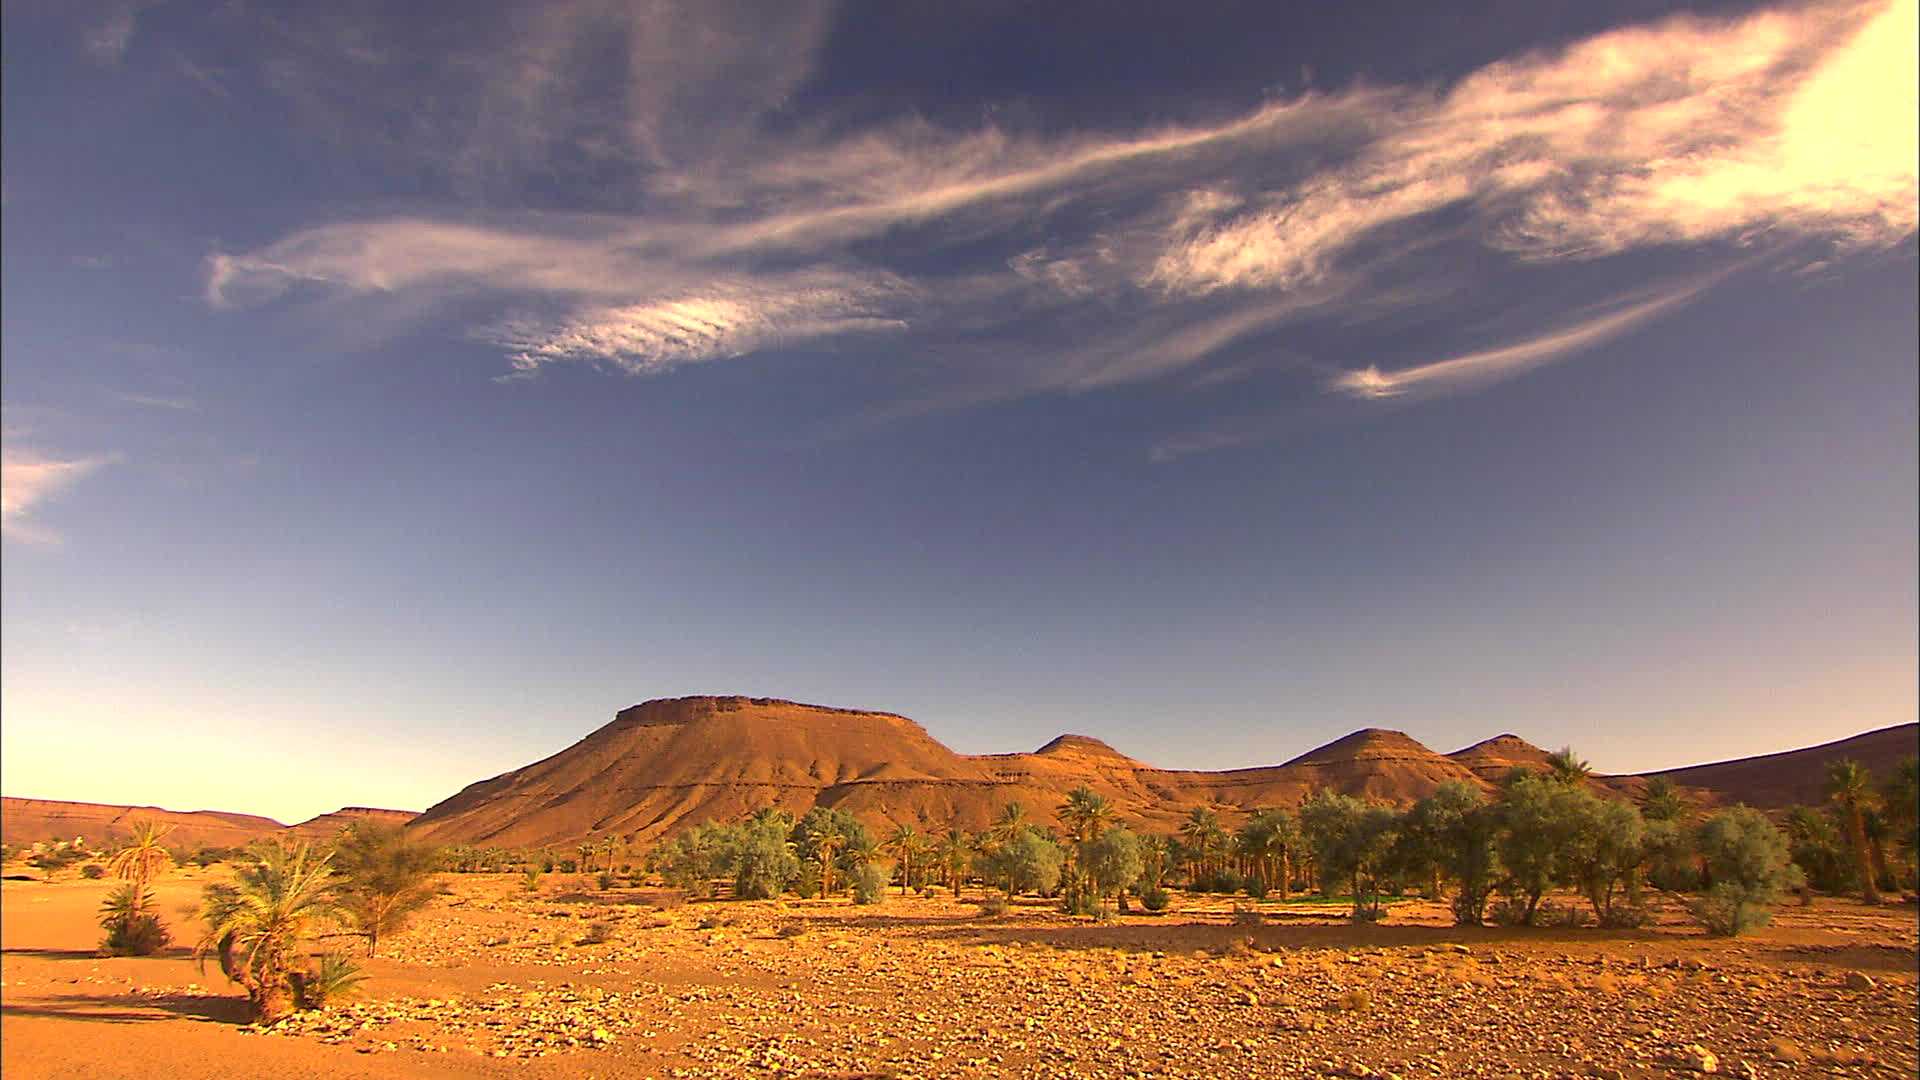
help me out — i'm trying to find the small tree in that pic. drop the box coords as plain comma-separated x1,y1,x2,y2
330,823,444,957
1826,759,1881,904
197,840,340,1023
1690,806,1801,936
1299,791,1399,921
1082,827,1144,911
977,829,1062,897
1495,772,1586,924
1563,795,1646,923
733,817,800,900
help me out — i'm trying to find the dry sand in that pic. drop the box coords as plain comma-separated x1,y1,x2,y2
4,870,1916,1079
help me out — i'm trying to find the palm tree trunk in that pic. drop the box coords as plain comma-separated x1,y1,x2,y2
1848,807,1882,903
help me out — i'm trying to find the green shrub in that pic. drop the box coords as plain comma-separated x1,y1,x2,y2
1139,887,1170,912
850,862,888,905
1688,807,1801,937
522,866,544,892
596,870,615,890
291,953,363,1011
580,920,615,945
791,863,820,899
82,864,108,879
1691,883,1772,936
1245,876,1269,900
99,886,171,956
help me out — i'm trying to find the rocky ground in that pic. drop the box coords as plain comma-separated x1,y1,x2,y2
3,871,1915,1079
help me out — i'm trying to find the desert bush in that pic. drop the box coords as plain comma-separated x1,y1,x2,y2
1488,896,1532,927
1299,791,1400,921
580,919,615,945
1534,900,1592,928
1689,807,1800,937
775,921,808,938
1192,868,1246,894
198,839,340,1023
791,862,820,899
1062,890,1102,916
522,865,544,892
99,885,172,956
732,819,802,900
1643,818,1702,892
331,822,445,957
976,830,1063,897
850,861,888,905
1139,886,1170,912
1598,904,1653,929
1245,876,1269,900
976,895,1009,918
1231,903,1264,927
1334,987,1373,1012
290,953,363,1011
1350,904,1387,924
82,863,108,879
596,870,616,890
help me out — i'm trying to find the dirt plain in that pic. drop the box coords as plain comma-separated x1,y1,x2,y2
2,869,1915,1080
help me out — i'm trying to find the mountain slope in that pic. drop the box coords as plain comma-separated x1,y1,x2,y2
1630,723,1917,809
0,798,417,849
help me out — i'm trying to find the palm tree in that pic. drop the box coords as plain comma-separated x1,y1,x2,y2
1826,759,1881,904
1546,746,1593,786
1639,777,1688,822
936,829,972,897
1179,807,1224,882
988,803,1029,848
197,840,340,1023
812,823,846,897
1057,787,1115,909
108,820,176,917
885,825,922,895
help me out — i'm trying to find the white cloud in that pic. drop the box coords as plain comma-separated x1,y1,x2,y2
1,449,113,545
206,0,1917,413
485,272,914,376
1329,276,1718,400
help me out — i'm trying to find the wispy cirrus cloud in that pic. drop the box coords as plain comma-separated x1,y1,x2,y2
1330,274,1723,401
203,0,1917,446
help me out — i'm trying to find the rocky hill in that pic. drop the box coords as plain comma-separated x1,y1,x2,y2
410,695,1913,848
0,797,416,849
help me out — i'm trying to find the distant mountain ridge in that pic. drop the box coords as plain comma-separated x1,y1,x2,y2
405,695,1918,848
9,698,1909,850
0,798,416,849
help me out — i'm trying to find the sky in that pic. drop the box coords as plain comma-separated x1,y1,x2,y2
2,0,1915,824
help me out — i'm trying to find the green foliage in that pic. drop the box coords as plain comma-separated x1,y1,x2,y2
99,885,171,956
521,865,545,892
1416,784,1500,927
596,870,616,890
1299,791,1399,920
976,829,1063,897
1783,806,1852,892
330,823,444,957
291,953,364,1011
1495,772,1588,924
1643,817,1702,892
849,861,888,905
1139,886,1170,912
1081,827,1144,901
1689,806,1801,936
81,864,107,879
198,839,340,1023
732,816,802,900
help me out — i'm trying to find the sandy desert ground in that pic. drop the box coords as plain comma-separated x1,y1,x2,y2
3,869,1915,1080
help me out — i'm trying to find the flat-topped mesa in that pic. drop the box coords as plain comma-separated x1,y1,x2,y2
607,695,921,729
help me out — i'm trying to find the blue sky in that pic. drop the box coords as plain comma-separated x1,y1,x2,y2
3,0,1914,823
